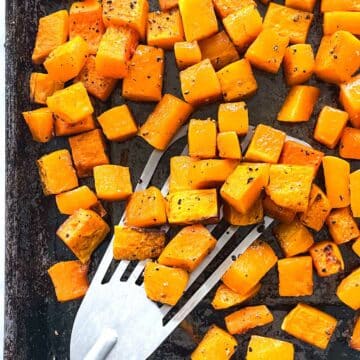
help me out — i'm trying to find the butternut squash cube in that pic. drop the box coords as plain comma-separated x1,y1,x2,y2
321,0,360,12
139,94,193,150
350,317,360,351
169,156,197,193
159,0,179,11
166,189,219,225
213,0,256,18
245,124,286,163
191,325,237,360
180,59,222,106
30,73,63,105
337,267,360,310
273,220,314,257
46,82,94,124
125,186,167,227
353,239,360,257
224,198,263,226
90,201,107,218
283,44,315,86
55,186,98,215
350,170,360,217
323,11,360,36
217,59,258,101
217,132,242,160
282,303,337,350
188,119,217,158
339,75,360,128
144,262,188,305
98,105,138,142
37,149,78,196
32,10,69,64
222,240,277,295
262,195,296,224
95,26,138,79
57,209,110,263
285,0,316,12
158,224,216,272
54,115,96,137
48,261,89,302
278,256,313,296
122,45,164,102
178,0,218,42
246,336,295,360
340,127,360,160
174,41,202,69
218,102,248,135
22,108,54,143
113,226,165,260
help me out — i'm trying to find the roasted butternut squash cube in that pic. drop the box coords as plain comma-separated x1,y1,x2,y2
69,129,109,178
262,195,296,224
55,186,98,215
90,201,107,218
353,239,360,257
222,240,277,295
159,0,179,10
191,325,237,360
245,124,286,163
213,0,256,18
122,45,164,102
95,26,138,79
47,82,94,124
323,11,360,36
180,59,222,106
174,41,202,69
22,108,54,143
158,224,216,272
57,209,110,263
337,267,360,310
37,149,78,196
217,59,258,101
282,303,337,350
169,156,197,193
350,317,360,351
340,127,360,160
102,0,149,39
125,186,167,227
30,73,63,105
322,156,350,208
273,220,314,257
221,163,269,214
321,0,360,12
98,105,138,142
178,0,218,42
223,5,262,51
314,31,360,84
278,256,313,296
48,261,89,302
140,94,193,150
218,102,248,135
54,114,96,137
263,3,313,44
350,170,360,217
339,75,360,128
283,44,315,86
217,132,242,160
94,165,132,201
113,226,165,260
32,10,69,64
224,198,263,226
285,0,316,12
188,119,217,158
74,55,117,102
144,262,188,306
246,336,295,360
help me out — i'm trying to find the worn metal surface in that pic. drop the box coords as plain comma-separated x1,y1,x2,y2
5,0,360,359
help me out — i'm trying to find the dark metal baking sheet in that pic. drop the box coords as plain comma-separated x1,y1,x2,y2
5,0,360,359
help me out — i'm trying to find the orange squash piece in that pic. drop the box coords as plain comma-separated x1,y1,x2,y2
285,0,316,12
224,198,263,226
54,115,96,137
337,267,360,310
350,170,360,217
159,0,179,10
32,10,69,64
158,224,216,272
277,86,320,122
213,0,256,18
339,75,360,128
246,336,295,360
218,102,248,135
245,124,286,163
350,317,360,351
48,261,89,302
339,127,360,160
174,41,202,69
217,132,242,160
323,11,360,36
188,119,217,159
123,45,164,102
169,156,197,193
30,73,63,105
98,105,137,142
90,201,107,218
353,239,360,257
22,108,54,143
37,149,78,196
139,94,193,150
262,195,296,224
321,0,360,11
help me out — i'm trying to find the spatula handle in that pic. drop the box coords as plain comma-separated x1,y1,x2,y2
84,328,118,360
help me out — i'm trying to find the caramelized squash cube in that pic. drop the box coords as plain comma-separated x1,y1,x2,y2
337,267,360,310
174,41,202,69
321,0,360,12
339,75,360,128
323,11,360,36
246,336,294,360
350,170,360,217
217,132,242,160
54,114,96,137
224,198,263,226
339,127,360,160
22,108,54,143
213,0,256,18
285,0,316,12
159,0,179,11
218,102,248,135
30,73,63,105
350,317,360,351
188,119,217,158
262,195,296,224
169,156,197,193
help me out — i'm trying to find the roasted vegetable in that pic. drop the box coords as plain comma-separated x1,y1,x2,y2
336,267,360,310
285,0,316,12
339,127,360,160
30,72,63,105
353,239,360,257
188,119,217,158
217,132,242,160
159,0,179,11
54,115,96,137
246,336,294,360
262,195,296,224
213,0,256,18
169,156,197,193
218,102,248,135
350,317,360,351
339,75,360,128
174,41,202,69
22,108,54,143
350,170,360,217
223,198,263,226
323,11,360,36
321,0,360,12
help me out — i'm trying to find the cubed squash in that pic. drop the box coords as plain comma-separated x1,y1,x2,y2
225,305,273,335
218,102,248,135
158,224,216,272
350,317,360,351
139,94,193,150
217,59,258,101
98,105,138,142
169,156,197,193
350,170,360,217
273,220,314,257
122,45,164,102
22,108,54,143
323,11,360,36
32,10,69,64
277,86,320,122
322,156,350,208
90,201,107,218
262,195,296,224
222,240,277,295
69,129,109,178
337,267,360,310
48,261,89,302
57,209,110,263
246,336,295,360
339,75,360,128
159,0,178,10
178,0,218,42
283,44,315,86
285,0,316,12
37,149,78,196
113,226,165,260
224,197,263,226
220,163,270,214
166,189,219,225
54,115,96,137
353,239,360,257
188,119,217,158
217,132,242,160
281,303,337,350
191,325,237,360
213,0,256,18
340,127,360,160
245,124,286,163
321,0,360,12
278,256,313,297
180,59,222,106
125,186,167,227
55,186,98,215
174,41,202,69
30,73,63,105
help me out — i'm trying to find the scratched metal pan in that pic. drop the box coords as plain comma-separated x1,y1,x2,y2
5,0,360,359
